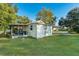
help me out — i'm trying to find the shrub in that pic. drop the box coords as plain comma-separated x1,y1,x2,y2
0,32,11,38
73,25,79,33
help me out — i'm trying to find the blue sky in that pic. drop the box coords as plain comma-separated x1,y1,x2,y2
17,3,79,25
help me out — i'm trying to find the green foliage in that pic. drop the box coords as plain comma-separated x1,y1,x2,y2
36,8,55,24
17,16,30,24
59,17,65,26
59,7,79,33
73,25,79,33
0,3,17,34
67,8,79,27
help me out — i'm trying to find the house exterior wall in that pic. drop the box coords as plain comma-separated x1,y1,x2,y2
36,24,52,38
45,25,52,36
28,24,53,39
28,24,37,38
37,24,45,38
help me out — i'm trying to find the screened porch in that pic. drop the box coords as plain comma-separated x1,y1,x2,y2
9,24,29,38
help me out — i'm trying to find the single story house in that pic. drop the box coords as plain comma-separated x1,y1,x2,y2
9,20,52,39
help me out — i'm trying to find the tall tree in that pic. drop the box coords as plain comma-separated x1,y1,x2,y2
59,17,65,26
66,7,79,30
36,8,55,24
17,16,30,24
59,7,79,33
0,3,17,34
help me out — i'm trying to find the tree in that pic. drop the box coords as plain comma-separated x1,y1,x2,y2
59,17,71,27
0,3,18,34
59,7,79,33
59,17,65,27
17,16,30,24
66,7,79,32
36,8,55,24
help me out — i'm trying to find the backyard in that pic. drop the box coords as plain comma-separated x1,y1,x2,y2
0,35,79,56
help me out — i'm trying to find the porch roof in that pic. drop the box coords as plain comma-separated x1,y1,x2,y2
32,20,45,25
9,23,31,26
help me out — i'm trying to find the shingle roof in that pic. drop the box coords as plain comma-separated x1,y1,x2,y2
32,20,45,24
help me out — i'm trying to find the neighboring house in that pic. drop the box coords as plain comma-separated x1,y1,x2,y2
9,20,52,39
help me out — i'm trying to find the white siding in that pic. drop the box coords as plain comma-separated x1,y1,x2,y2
28,24,37,38
37,24,45,38
28,24,52,39
45,25,52,36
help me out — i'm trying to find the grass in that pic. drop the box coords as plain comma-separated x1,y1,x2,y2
0,35,79,55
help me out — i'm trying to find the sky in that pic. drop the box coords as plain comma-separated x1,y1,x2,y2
16,3,79,25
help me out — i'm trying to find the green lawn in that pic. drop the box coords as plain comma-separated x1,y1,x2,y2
0,35,79,56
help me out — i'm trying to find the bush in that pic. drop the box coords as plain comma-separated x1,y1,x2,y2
0,32,11,38
73,25,79,33
0,33,6,38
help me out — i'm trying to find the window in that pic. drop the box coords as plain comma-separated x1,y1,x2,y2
30,25,33,30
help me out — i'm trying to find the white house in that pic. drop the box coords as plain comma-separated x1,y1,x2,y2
9,20,52,39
